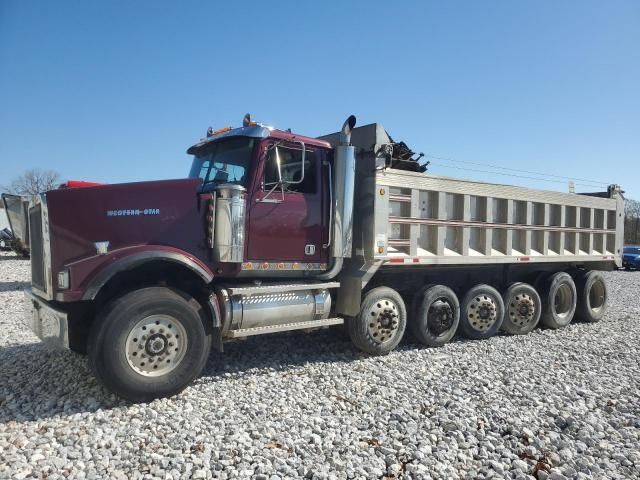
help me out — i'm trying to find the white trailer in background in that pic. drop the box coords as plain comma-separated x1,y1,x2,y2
0,206,9,231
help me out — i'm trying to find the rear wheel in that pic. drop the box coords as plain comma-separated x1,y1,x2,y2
458,285,505,339
410,284,459,347
540,272,577,329
501,283,542,335
575,270,607,322
348,287,407,355
88,287,212,402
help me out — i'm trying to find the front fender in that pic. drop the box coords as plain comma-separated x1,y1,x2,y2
58,245,214,301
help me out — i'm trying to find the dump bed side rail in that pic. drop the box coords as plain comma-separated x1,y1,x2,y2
373,169,622,268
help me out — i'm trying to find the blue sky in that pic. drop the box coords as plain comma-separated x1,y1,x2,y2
1,1,639,198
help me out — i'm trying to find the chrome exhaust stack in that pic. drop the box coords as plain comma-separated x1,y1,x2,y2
315,115,356,280
332,115,356,259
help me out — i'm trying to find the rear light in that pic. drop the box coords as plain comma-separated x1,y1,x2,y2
206,126,233,137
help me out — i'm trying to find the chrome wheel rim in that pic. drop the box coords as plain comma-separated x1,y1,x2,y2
366,298,400,343
125,315,188,377
508,293,536,328
467,294,498,332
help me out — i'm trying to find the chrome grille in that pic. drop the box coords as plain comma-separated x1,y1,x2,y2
29,204,46,293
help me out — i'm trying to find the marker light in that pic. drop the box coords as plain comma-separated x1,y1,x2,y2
95,241,110,255
57,270,70,289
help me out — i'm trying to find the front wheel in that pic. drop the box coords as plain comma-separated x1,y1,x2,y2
88,287,212,402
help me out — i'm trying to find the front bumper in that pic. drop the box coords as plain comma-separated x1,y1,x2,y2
23,288,69,349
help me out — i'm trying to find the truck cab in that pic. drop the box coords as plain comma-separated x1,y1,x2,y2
186,120,335,274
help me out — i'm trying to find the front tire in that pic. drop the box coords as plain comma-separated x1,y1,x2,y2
348,287,407,355
88,287,212,402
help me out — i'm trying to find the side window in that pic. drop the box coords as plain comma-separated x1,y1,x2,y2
264,145,317,194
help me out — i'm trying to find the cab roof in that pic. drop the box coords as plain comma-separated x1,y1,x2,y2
186,125,331,155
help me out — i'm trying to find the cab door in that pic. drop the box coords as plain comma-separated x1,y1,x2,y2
245,140,329,272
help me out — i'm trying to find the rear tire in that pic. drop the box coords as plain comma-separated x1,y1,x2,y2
88,287,212,402
539,272,577,329
458,285,505,340
575,270,607,322
410,284,460,347
348,287,407,355
501,283,542,335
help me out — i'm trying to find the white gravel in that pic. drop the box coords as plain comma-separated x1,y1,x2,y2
1,250,639,480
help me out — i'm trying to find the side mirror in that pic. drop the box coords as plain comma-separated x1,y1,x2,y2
259,141,306,203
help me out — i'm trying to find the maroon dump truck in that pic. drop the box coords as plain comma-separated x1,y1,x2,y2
23,115,624,401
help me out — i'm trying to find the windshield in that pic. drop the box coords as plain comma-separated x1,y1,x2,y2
189,137,255,189
624,246,640,255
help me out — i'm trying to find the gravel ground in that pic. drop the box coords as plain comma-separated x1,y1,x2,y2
1,251,639,480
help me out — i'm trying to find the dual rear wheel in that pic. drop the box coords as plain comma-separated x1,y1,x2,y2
349,269,608,354
458,285,505,340
502,283,542,335
410,284,459,347
347,287,407,355
537,270,607,327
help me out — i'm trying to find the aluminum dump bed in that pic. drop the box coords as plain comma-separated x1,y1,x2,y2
373,169,623,268
319,123,624,270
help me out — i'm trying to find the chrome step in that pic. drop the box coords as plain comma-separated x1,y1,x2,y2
226,317,344,338
224,281,339,297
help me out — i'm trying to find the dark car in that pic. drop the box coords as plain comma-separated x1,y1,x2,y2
623,245,640,270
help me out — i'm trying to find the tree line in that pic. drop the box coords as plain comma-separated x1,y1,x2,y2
2,169,61,196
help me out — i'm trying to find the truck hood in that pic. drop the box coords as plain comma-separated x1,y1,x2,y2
43,178,207,293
